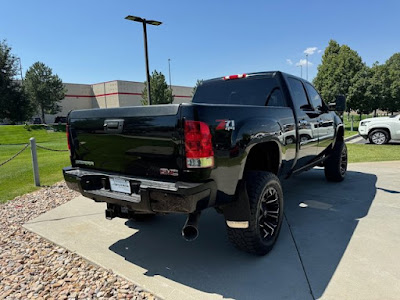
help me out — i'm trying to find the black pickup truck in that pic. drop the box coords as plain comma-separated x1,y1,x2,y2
63,71,347,255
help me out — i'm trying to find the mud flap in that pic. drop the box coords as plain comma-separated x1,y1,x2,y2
222,180,251,229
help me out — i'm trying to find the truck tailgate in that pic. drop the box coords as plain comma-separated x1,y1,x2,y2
68,105,182,178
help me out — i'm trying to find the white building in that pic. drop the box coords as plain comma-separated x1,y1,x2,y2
42,80,193,123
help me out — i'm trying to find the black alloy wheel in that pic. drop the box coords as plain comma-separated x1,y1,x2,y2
339,145,348,177
258,187,280,241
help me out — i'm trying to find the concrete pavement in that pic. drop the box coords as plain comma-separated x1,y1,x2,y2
24,161,400,300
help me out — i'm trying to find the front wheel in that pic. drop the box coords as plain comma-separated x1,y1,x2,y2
226,172,284,256
324,141,347,182
369,130,389,145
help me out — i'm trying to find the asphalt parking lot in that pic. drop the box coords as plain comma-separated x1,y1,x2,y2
25,161,400,300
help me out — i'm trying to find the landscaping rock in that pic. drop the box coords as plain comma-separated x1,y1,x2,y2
0,182,159,299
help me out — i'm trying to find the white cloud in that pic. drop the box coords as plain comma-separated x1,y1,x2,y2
296,59,313,67
286,59,293,65
304,47,318,55
317,49,323,54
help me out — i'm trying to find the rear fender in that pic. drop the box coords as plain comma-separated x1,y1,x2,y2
238,138,282,180
230,116,282,182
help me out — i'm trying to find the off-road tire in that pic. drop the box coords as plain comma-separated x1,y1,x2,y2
226,171,284,256
324,141,347,182
368,129,389,145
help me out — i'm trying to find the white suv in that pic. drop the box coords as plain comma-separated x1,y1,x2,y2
358,114,400,144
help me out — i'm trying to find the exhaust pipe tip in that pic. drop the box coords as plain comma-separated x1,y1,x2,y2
182,225,199,241
182,212,200,241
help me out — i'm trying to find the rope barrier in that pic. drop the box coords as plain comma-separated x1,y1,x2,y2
0,141,69,168
0,143,30,146
0,144,30,167
36,145,69,152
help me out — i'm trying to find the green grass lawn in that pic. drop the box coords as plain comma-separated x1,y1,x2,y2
347,143,400,163
0,124,399,203
0,124,66,144
344,130,358,138
0,125,69,203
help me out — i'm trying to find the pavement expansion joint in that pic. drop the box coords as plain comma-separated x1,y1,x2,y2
284,213,315,300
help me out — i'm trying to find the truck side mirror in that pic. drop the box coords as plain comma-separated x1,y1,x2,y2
329,95,346,113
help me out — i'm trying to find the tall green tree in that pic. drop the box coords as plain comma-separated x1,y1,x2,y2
0,40,32,123
313,40,365,109
347,66,373,118
338,62,391,118
368,63,389,116
384,53,400,114
24,62,65,123
141,70,173,105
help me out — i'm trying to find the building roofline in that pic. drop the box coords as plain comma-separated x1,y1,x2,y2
90,80,194,89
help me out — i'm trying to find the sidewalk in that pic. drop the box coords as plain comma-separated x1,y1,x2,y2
24,161,400,300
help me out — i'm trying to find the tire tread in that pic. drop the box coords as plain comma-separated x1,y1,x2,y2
226,172,283,255
324,142,347,182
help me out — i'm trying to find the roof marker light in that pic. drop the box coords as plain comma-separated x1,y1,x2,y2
223,74,247,80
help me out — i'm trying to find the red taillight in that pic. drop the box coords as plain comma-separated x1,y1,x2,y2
184,120,214,168
223,74,247,80
66,124,71,151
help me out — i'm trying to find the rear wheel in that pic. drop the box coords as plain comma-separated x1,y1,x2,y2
324,141,347,182
369,130,389,145
226,172,284,255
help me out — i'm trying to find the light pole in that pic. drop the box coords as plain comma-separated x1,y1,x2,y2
16,57,23,82
306,54,309,80
298,65,303,78
168,58,172,90
103,82,107,108
125,15,162,105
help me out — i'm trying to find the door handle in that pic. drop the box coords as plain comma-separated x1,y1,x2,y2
104,121,119,129
104,119,124,133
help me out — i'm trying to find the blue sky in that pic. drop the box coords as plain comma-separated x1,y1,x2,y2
1,0,399,87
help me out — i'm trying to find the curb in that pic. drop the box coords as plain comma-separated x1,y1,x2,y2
344,134,361,142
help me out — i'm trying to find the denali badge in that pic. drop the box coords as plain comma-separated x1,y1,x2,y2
216,119,235,131
75,160,95,166
160,168,179,176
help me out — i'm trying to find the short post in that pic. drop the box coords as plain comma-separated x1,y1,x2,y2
30,137,40,186
351,116,354,132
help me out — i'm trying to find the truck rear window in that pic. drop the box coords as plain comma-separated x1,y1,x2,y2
193,76,285,106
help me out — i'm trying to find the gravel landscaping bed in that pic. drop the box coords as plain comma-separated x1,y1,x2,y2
0,182,158,300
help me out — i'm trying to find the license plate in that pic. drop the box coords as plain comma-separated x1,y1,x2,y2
109,177,131,194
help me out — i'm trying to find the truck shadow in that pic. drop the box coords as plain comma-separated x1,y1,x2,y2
109,169,377,300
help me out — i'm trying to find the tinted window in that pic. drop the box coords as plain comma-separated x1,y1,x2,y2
266,88,286,107
305,83,323,109
287,78,309,109
193,76,280,106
